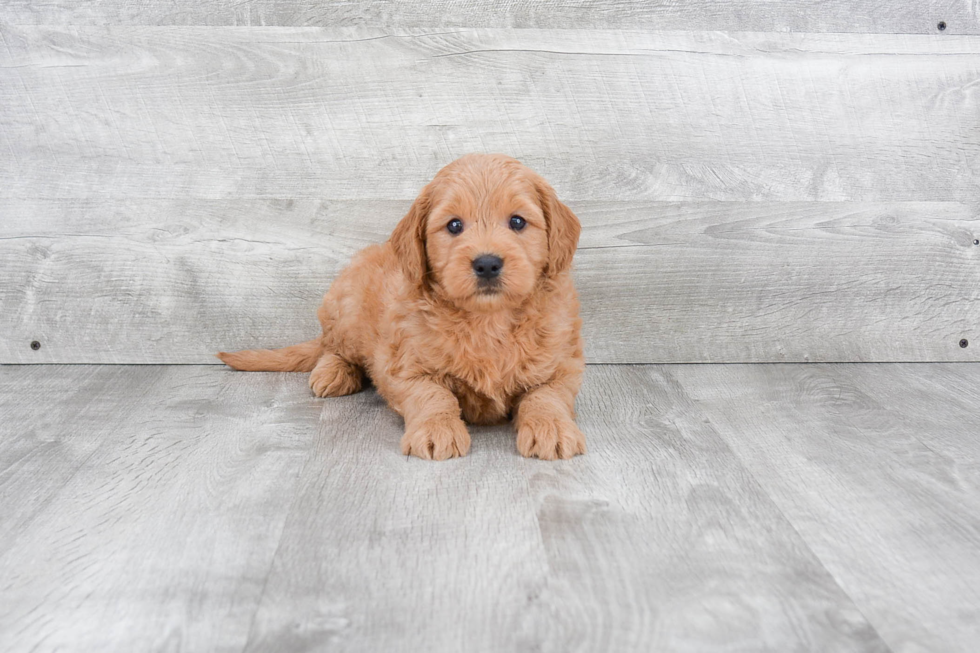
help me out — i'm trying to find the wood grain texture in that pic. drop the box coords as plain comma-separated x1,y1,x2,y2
2,26,979,202
673,363,980,653
1,0,977,33
0,364,895,652
839,363,980,467
2,199,977,364
243,364,888,651
507,365,888,652
0,366,156,555
0,365,322,652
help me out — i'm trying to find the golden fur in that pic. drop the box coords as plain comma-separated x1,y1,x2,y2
218,154,585,460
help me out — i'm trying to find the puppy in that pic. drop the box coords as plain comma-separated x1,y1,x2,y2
218,154,585,460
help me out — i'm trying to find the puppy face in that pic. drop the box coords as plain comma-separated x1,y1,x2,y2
391,154,581,312
425,166,548,311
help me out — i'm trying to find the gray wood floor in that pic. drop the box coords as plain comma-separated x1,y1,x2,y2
1,363,978,652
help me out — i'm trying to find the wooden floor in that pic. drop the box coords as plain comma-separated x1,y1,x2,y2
1,363,977,652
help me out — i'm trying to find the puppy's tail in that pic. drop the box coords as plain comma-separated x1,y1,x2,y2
217,339,322,372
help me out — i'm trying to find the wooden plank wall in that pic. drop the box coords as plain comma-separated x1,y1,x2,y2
1,8,978,364
2,1,978,33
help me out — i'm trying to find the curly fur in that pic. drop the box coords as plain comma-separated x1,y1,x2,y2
219,154,585,460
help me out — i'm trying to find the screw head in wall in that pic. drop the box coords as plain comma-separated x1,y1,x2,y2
938,21,947,31
961,339,969,348
30,340,41,351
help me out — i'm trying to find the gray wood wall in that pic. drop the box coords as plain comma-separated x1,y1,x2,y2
2,6,978,364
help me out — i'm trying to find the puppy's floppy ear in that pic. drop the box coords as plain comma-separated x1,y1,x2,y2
389,184,432,292
536,177,581,278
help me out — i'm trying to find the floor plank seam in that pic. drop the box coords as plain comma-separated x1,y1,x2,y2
707,426,898,652
236,423,322,653
661,365,898,651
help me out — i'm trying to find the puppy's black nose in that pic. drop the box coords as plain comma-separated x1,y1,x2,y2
472,254,503,279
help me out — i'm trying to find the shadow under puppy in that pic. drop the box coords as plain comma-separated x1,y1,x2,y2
219,154,585,460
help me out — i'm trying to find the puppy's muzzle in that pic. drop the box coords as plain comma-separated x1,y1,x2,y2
472,254,503,280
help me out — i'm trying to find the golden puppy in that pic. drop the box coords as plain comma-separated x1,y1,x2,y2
218,154,585,460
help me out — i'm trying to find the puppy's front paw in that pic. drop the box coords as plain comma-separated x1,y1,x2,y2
400,415,471,460
517,415,586,460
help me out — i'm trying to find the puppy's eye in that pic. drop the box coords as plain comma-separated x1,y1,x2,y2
509,215,527,231
447,218,463,235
